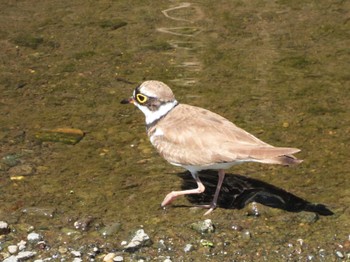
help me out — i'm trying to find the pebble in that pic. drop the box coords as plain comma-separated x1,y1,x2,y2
22,207,55,218
3,255,17,262
71,250,82,257
184,244,194,252
5,251,36,261
113,256,124,262
74,216,94,231
335,250,344,258
99,222,122,237
241,230,252,241
72,258,83,262
8,245,18,254
1,154,21,167
27,232,42,243
35,128,85,145
157,239,167,251
0,221,10,234
8,164,35,177
61,227,81,236
190,219,215,234
103,252,116,261
124,229,152,252
17,240,27,251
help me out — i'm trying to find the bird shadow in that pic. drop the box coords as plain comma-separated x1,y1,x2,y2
176,170,333,216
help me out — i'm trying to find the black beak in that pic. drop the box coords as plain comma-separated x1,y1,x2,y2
120,97,134,104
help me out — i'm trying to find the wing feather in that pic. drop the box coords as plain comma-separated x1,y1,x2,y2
148,104,300,166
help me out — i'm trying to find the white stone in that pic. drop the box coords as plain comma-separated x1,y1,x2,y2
16,251,36,260
0,221,9,229
71,250,81,257
184,243,194,252
8,245,18,254
27,232,42,242
3,255,17,262
124,229,151,250
103,252,116,261
113,256,124,262
17,240,27,251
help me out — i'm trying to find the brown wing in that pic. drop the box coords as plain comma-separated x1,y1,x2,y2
149,104,300,166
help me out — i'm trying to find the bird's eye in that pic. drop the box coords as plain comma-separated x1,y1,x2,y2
136,93,148,104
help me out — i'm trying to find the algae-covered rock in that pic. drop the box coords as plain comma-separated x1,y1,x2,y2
35,128,85,145
190,219,215,234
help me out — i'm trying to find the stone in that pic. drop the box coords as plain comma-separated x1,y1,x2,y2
184,244,194,252
16,251,36,260
124,229,152,252
8,245,18,254
1,154,21,167
241,230,252,241
58,246,68,254
0,221,10,235
103,253,116,262
22,207,55,218
35,128,85,145
74,216,94,231
190,219,215,234
71,250,82,257
3,255,17,262
17,240,27,251
99,222,121,237
8,164,35,177
113,256,124,262
27,232,42,243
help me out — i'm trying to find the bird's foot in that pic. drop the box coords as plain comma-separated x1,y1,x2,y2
161,191,178,207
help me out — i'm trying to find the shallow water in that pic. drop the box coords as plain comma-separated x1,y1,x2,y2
0,0,349,260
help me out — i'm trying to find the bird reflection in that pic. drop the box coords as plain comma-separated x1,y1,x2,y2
178,171,333,216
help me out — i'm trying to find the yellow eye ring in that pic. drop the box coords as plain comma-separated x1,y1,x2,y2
136,94,148,104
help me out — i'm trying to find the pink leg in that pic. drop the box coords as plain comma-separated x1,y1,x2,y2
203,169,225,215
161,173,205,207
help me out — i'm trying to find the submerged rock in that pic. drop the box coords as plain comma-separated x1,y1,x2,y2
8,164,35,178
190,219,215,234
1,154,21,167
22,207,55,218
99,222,122,237
124,229,152,252
35,128,85,145
74,216,94,231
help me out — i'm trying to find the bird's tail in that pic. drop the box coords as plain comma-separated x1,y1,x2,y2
252,147,303,166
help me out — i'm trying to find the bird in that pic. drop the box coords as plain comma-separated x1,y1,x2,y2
121,80,302,215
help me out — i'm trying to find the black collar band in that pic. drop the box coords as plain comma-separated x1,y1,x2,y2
146,101,178,131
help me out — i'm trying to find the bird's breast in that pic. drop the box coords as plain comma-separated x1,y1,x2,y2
149,127,164,146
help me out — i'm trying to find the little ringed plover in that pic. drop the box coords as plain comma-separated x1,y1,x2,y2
121,80,302,215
